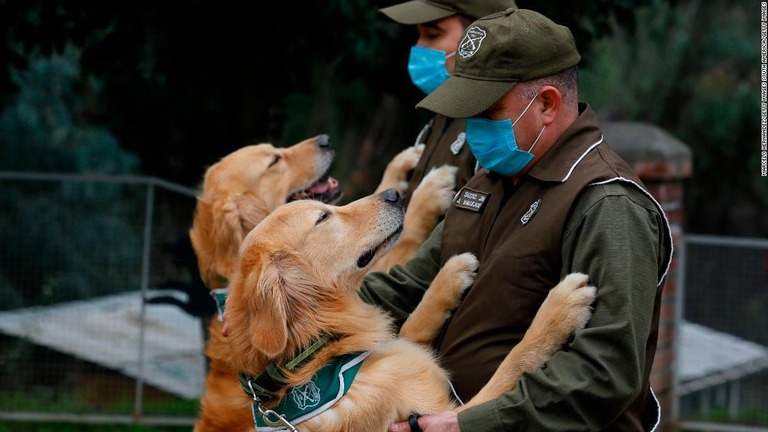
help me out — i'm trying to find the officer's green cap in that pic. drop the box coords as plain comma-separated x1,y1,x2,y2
380,0,517,25
417,8,581,118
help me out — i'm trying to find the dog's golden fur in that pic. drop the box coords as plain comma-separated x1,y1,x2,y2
189,136,456,431
189,136,339,289
223,191,597,431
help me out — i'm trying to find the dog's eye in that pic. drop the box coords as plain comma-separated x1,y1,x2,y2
316,211,330,225
269,155,281,167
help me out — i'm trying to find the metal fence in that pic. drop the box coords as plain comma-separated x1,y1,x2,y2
1,172,767,429
0,172,205,426
678,235,768,431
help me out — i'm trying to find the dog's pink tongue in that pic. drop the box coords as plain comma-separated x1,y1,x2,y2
307,177,338,194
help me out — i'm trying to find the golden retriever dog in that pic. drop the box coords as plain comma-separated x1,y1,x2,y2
189,135,456,431
222,188,597,431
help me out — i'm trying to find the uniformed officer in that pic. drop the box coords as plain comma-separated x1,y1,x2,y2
362,8,673,432
378,0,517,207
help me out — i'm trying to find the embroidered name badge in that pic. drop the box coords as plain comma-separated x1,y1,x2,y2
521,199,542,225
453,187,489,212
450,132,466,155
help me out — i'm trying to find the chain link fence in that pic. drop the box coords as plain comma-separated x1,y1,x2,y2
678,235,768,431
0,172,207,426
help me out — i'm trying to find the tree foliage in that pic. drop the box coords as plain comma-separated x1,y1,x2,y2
0,0,760,235
579,0,764,235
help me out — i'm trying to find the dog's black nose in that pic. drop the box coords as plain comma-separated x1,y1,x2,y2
317,134,331,148
379,188,402,207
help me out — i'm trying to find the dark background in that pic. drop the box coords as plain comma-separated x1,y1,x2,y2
0,0,764,236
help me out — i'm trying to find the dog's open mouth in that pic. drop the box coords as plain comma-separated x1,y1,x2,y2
288,176,343,204
357,224,404,268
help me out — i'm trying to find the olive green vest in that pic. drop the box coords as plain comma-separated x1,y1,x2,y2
439,105,671,431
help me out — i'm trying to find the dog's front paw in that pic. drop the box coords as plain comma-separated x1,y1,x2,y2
547,273,597,335
395,144,425,171
378,144,425,193
433,252,478,308
443,252,479,293
410,165,458,215
400,252,478,344
523,273,596,356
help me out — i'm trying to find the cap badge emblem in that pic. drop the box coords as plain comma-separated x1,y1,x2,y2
459,26,486,58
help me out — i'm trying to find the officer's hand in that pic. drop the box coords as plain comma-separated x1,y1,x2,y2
389,411,460,432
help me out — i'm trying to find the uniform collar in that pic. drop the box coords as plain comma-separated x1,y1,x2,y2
525,103,604,184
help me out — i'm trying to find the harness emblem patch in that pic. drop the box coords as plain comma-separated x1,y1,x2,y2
521,199,542,225
252,351,370,430
453,187,489,212
290,378,321,410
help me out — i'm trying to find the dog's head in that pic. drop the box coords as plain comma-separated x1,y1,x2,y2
189,134,342,288
225,189,404,369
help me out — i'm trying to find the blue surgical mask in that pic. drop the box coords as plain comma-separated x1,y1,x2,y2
465,95,546,176
407,46,455,94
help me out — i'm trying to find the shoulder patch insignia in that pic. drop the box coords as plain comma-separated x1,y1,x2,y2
453,187,489,212
521,199,542,225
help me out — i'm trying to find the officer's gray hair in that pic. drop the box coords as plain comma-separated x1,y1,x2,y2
518,65,579,108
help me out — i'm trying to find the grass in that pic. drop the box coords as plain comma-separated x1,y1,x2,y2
0,423,190,432
684,407,768,426
0,388,200,432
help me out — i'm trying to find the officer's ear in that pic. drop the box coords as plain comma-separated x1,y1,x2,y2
537,85,561,126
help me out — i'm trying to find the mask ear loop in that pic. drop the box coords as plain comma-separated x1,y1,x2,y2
527,125,546,153
512,91,546,153
445,50,456,59
512,92,540,126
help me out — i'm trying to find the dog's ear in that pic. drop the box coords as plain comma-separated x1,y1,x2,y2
229,248,317,362
244,251,291,358
233,192,271,235
208,193,269,282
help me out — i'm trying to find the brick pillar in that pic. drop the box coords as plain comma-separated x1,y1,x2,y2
602,121,693,431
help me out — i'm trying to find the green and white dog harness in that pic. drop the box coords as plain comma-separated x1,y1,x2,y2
251,351,371,431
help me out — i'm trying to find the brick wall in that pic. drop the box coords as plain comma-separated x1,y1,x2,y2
602,121,693,431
